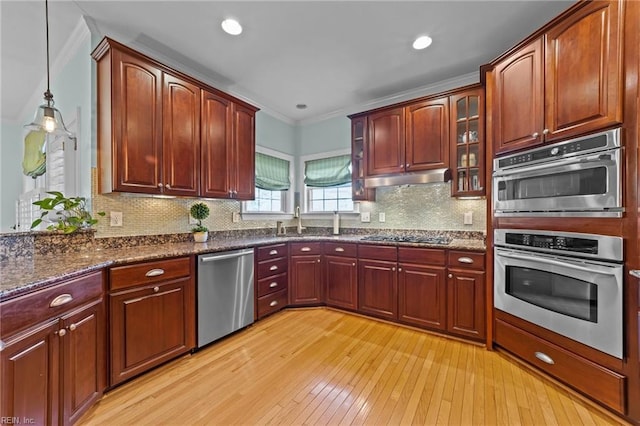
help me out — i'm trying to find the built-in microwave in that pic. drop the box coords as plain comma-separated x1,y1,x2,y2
493,128,622,217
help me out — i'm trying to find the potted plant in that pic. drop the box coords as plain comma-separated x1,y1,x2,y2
31,191,105,234
190,202,210,243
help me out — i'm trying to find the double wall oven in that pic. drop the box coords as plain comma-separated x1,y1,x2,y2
492,127,625,359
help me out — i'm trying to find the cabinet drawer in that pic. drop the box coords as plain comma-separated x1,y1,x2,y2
398,247,446,265
1,271,104,337
495,319,625,413
257,288,288,318
324,242,357,257
109,257,191,291
290,242,322,255
447,250,484,270
257,244,288,261
358,244,397,261
257,258,288,278
257,273,288,297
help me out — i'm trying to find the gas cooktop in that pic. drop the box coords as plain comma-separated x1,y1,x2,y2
360,235,452,245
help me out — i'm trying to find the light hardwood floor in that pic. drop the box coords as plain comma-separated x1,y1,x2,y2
79,308,630,425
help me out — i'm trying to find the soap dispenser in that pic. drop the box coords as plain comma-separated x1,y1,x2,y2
333,211,340,235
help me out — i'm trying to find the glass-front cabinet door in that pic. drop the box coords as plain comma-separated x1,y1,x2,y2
450,87,485,197
350,116,375,201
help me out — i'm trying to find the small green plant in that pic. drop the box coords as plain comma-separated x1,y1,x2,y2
190,202,210,233
31,191,105,234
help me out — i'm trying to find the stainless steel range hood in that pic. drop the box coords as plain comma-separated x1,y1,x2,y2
364,168,452,188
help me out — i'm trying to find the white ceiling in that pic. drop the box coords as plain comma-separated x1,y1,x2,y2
1,0,574,125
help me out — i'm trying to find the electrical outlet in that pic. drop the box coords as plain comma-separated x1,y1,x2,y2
463,211,473,225
232,212,241,223
110,211,123,227
378,212,386,223
360,212,371,223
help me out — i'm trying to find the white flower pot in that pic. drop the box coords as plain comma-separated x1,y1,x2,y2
193,231,208,243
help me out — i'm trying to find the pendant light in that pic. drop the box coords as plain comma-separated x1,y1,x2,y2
24,0,71,136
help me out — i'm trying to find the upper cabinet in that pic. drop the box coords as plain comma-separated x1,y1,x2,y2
492,0,623,155
405,97,450,172
351,117,375,201
92,37,258,198
367,107,405,176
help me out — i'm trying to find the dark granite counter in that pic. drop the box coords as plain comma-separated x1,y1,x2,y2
0,234,485,301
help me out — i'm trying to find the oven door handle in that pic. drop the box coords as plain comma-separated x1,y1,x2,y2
493,150,616,178
495,251,618,276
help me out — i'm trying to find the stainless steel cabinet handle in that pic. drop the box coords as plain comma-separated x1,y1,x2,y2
270,300,278,307
69,324,77,332
630,270,640,279
534,351,555,365
200,249,254,262
56,329,67,337
532,132,539,138
458,257,474,264
334,247,345,252
50,294,73,308
269,250,279,255
0,340,4,352
145,268,165,277
301,247,311,252
270,265,278,271
153,286,160,293
542,129,550,135
269,282,278,288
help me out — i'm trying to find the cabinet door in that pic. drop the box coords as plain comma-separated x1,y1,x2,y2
1,320,60,426
325,255,358,310
232,103,256,200
61,300,105,426
493,39,544,155
405,97,449,171
201,90,233,198
111,49,163,193
398,263,446,330
162,74,200,196
290,255,323,305
351,116,375,201
109,277,195,386
366,108,405,176
447,269,485,340
358,259,397,320
544,0,622,142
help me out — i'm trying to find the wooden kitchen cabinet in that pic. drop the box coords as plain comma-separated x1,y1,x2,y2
366,107,405,176
256,243,289,319
358,245,398,320
0,271,105,426
405,97,450,172
351,116,375,201
289,242,323,306
492,0,623,154
447,251,486,340
398,247,447,330
108,257,195,386
324,242,358,310
450,86,485,196
93,37,258,199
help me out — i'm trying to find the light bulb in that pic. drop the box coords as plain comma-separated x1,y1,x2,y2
412,35,433,50
221,19,242,35
44,116,56,132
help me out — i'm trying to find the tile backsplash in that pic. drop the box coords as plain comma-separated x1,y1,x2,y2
92,167,485,238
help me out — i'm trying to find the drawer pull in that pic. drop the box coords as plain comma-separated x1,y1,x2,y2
0,340,5,352
50,294,73,308
270,265,278,271
145,268,165,277
270,300,278,307
534,351,555,365
300,247,311,252
269,282,278,288
630,270,640,279
269,250,279,255
69,324,77,332
457,257,474,264
334,247,345,252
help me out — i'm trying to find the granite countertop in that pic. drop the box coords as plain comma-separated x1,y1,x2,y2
0,234,485,301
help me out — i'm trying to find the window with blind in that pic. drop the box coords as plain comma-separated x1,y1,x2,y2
244,151,292,213
303,154,355,213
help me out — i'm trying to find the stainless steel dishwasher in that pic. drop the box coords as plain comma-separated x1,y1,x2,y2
197,248,255,348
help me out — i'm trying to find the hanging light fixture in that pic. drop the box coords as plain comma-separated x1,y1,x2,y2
24,0,71,136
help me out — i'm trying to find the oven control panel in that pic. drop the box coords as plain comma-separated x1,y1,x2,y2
507,233,596,253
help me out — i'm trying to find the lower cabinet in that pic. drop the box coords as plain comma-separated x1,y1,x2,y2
358,259,398,320
447,251,486,340
398,263,447,330
108,257,195,386
289,243,323,306
324,255,358,310
0,271,106,426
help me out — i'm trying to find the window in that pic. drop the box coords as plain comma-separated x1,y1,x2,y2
243,149,292,214
302,152,355,213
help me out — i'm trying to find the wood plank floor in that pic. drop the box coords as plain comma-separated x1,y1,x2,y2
79,308,630,425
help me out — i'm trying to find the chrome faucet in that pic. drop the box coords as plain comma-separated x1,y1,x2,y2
295,206,305,234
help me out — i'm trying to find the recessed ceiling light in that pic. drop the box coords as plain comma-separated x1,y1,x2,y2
296,104,307,110
221,18,242,35
412,35,433,50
